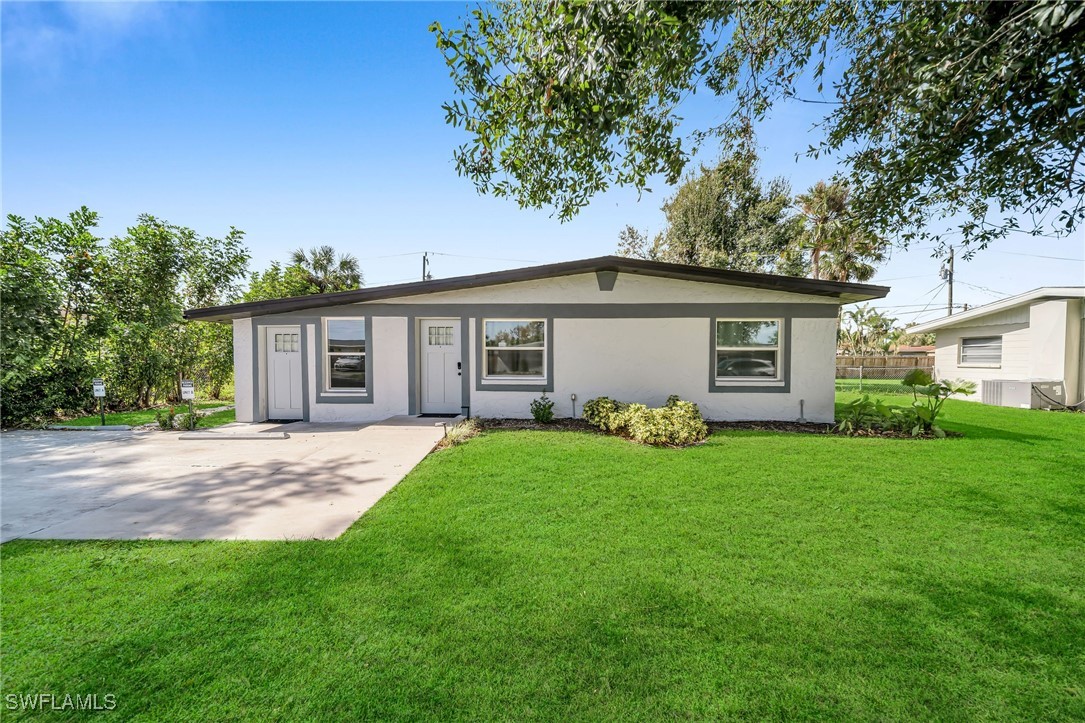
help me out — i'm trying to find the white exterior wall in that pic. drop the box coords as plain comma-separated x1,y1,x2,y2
468,316,837,423
232,318,254,422
238,273,847,423
308,317,410,423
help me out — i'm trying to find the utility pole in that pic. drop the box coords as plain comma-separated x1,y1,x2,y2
422,252,430,282
940,245,955,316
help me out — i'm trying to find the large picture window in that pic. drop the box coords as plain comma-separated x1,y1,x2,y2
483,319,546,378
960,336,1002,366
325,318,366,391
715,320,781,380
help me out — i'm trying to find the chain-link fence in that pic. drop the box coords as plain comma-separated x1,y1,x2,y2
836,365,931,394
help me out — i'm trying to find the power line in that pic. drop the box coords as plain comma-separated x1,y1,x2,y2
991,250,1085,262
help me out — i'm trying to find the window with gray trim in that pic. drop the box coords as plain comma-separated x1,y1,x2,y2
325,318,366,391
714,319,781,380
960,336,1002,366
483,319,546,378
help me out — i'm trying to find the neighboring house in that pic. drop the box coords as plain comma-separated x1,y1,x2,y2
894,345,935,357
910,287,1085,405
185,256,888,423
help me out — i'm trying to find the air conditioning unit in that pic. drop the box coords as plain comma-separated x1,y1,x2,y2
981,379,1065,409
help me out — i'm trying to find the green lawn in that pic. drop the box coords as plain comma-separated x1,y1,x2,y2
835,377,917,395
3,398,1083,719
59,402,233,427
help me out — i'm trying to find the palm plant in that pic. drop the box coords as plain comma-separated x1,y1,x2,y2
796,180,888,282
289,245,363,293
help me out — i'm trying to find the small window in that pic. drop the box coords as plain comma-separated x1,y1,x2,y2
715,320,781,380
325,318,366,391
483,320,545,378
428,326,454,346
274,333,298,353
960,336,1002,366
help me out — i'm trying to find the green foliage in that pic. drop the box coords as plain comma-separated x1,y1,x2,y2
835,374,975,436
0,209,249,426
289,245,363,293
795,180,887,282
529,393,555,423
155,407,177,431
432,2,1085,250
176,409,205,431
617,142,809,275
582,395,708,446
902,373,977,437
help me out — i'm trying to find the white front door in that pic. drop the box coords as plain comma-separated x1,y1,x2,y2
266,326,303,420
420,319,462,414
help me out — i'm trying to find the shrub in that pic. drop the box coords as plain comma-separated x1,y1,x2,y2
529,393,555,423
155,407,177,430
435,418,481,450
581,396,708,446
176,409,204,431
835,395,879,435
902,370,977,437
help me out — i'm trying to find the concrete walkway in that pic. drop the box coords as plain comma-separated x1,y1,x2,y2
1,416,452,542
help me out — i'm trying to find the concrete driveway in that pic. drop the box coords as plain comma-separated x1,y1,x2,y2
1,417,452,542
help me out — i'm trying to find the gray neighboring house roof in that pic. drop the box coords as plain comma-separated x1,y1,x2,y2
185,255,890,322
910,286,1085,333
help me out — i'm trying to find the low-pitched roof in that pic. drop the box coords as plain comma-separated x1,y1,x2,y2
909,286,1085,333
185,255,890,322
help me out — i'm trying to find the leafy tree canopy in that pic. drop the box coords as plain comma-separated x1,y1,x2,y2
242,245,364,302
432,1,1085,251
617,141,807,275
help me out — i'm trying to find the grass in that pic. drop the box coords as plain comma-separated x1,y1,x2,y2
59,401,232,427
3,396,1083,719
835,377,917,395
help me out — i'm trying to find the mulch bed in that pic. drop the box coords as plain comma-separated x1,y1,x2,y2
477,418,958,440
477,418,602,433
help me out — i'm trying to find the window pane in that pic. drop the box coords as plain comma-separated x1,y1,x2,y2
290,334,299,352
961,336,1002,364
485,320,544,347
716,350,777,378
330,355,366,389
486,349,544,376
428,326,454,346
716,321,778,347
274,334,282,352
327,319,365,353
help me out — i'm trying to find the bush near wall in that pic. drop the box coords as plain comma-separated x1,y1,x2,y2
582,395,708,447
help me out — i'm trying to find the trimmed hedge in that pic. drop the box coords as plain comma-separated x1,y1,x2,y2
581,395,708,447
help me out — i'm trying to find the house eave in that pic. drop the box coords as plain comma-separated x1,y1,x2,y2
185,255,891,322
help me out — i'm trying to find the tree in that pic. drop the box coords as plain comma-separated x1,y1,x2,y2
839,305,898,355
432,1,1085,251
1,209,250,425
795,180,887,282
242,262,322,302
289,245,363,293
616,143,808,275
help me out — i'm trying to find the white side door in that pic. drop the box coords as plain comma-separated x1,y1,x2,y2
420,319,462,414
266,326,303,420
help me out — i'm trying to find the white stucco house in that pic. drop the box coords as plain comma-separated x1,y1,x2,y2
910,287,1084,407
185,256,888,423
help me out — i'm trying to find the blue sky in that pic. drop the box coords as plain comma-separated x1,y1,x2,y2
3,1,1083,324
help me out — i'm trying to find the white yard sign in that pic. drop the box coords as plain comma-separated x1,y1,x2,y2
180,380,195,400
92,378,106,398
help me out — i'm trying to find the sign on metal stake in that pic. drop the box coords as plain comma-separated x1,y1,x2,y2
92,378,106,425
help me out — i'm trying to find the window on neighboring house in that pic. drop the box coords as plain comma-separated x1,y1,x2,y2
483,320,546,379
325,318,366,391
960,336,1002,366
715,320,781,380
